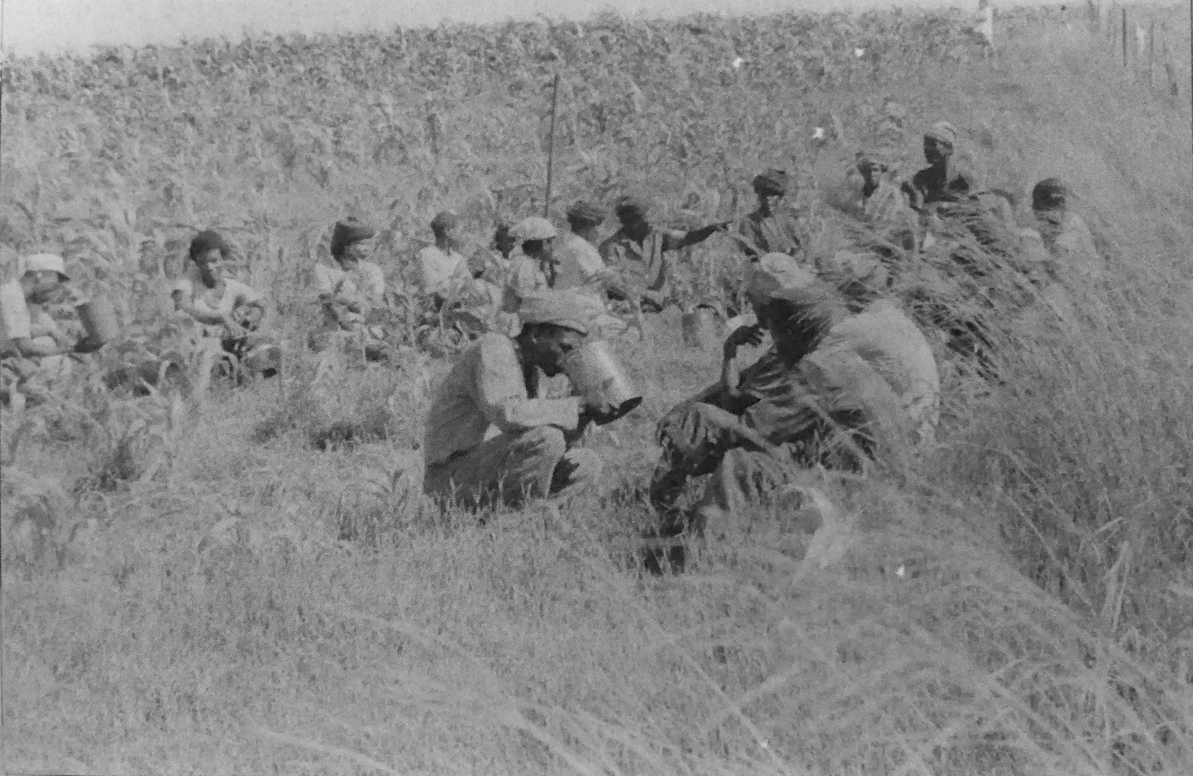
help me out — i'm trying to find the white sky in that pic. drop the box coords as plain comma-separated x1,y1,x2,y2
0,0,1156,56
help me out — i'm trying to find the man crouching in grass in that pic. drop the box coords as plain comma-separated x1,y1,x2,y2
422,289,621,511
647,253,940,567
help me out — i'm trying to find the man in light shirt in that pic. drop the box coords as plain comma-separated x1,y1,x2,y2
422,289,625,510
417,210,470,304
553,200,612,296
1,253,102,403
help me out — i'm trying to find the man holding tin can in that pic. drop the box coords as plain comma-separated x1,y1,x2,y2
422,289,635,511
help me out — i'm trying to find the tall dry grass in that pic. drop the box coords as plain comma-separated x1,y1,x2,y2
2,6,1192,776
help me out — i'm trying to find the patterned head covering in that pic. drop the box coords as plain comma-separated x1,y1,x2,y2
752,168,790,197
517,289,604,336
747,252,820,303
430,210,460,235
331,218,376,259
511,217,558,242
189,229,230,262
924,121,957,147
614,195,651,222
1031,178,1070,210
566,200,606,228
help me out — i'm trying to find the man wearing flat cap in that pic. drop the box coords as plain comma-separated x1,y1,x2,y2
599,194,729,313
310,218,391,360
422,289,624,510
1,253,103,404
648,252,939,549
902,121,976,211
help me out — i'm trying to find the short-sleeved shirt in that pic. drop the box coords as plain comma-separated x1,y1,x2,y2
171,266,262,338
1045,213,1103,282
1,278,62,356
417,246,468,298
504,254,551,306
553,234,608,293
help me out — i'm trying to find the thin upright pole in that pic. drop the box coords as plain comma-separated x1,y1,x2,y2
543,73,560,219
1148,18,1155,87
1121,7,1128,68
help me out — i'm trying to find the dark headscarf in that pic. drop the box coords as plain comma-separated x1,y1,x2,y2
752,168,790,197
189,230,230,263
330,218,376,259
1031,178,1070,210
431,210,459,236
566,200,606,228
614,195,650,223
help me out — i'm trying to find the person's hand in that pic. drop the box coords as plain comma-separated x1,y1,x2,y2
73,337,103,354
723,323,764,360
579,403,621,427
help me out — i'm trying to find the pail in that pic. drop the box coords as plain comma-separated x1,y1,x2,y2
562,339,643,424
75,297,119,345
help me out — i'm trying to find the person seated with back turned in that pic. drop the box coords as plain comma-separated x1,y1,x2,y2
422,289,624,511
649,252,939,545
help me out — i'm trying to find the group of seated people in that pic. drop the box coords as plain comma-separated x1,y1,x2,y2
3,117,1103,568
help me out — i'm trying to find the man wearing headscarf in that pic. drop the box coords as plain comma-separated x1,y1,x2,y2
648,253,939,546
310,218,391,361
599,194,729,313
902,122,976,210
417,210,471,304
422,289,626,510
1,253,103,405
735,169,802,260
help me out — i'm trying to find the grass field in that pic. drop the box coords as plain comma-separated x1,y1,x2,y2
2,4,1192,775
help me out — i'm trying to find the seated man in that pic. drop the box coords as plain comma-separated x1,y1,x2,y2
901,122,976,211
1030,177,1103,283
172,230,279,381
417,210,471,306
649,253,939,543
1,253,103,405
422,290,621,511
310,218,391,361
599,195,729,313
555,201,614,298
736,168,802,260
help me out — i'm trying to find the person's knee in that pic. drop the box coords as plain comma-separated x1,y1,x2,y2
563,448,602,487
515,426,567,462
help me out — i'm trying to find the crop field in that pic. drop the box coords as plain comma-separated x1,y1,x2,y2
2,3,1192,775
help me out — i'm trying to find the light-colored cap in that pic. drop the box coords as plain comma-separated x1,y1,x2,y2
21,253,69,281
511,217,558,242
747,252,818,303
